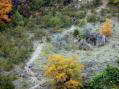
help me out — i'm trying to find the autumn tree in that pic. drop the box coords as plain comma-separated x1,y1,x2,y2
44,54,83,89
100,18,112,37
0,0,12,22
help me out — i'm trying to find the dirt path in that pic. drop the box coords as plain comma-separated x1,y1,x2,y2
21,25,77,89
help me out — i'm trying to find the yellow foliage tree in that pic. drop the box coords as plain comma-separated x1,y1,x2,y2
44,54,83,89
0,0,12,22
100,18,112,37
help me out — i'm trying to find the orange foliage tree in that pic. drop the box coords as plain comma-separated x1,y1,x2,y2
100,18,112,37
44,54,83,89
0,0,12,22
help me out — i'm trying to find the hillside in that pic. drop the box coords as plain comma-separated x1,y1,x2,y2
0,0,119,89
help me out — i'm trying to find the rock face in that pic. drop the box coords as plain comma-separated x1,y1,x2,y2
96,34,107,46
74,32,107,50
72,23,108,48
78,39,92,50
85,32,107,47
85,32,98,46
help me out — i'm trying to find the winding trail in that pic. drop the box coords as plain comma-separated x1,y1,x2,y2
26,43,44,68
23,25,76,89
23,17,119,88
25,43,44,89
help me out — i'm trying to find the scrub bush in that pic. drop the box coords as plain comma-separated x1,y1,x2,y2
87,15,99,23
0,75,15,89
108,0,119,6
117,57,119,65
87,66,119,89
12,10,24,26
29,0,72,11
100,8,112,16
0,0,12,22
77,19,87,26
73,28,86,39
100,18,112,37
73,29,80,38
44,54,83,89
93,0,102,6
42,14,71,28
29,0,44,11
49,16,63,27
0,26,33,70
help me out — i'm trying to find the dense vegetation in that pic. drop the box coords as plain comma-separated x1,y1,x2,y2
0,74,15,89
87,66,119,89
0,26,33,70
108,0,119,6
0,0,119,89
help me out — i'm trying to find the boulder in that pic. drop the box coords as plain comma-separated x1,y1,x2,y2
78,39,92,50
85,32,107,46
86,32,97,46
96,34,107,47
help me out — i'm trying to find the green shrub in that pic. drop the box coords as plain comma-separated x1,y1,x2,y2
29,0,65,11
73,29,80,38
12,11,25,26
28,6,72,28
100,8,112,16
0,75,15,89
49,16,63,27
61,16,71,27
25,17,49,39
0,26,33,70
77,11,86,19
87,66,119,89
87,15,99,23
77,19,87,27
116,57,119,65
61,6,74,16
29,0,44,11
73,28,86,39
0,22,8,31
42,13,71,28
0,59,13,71
108,0,119,6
